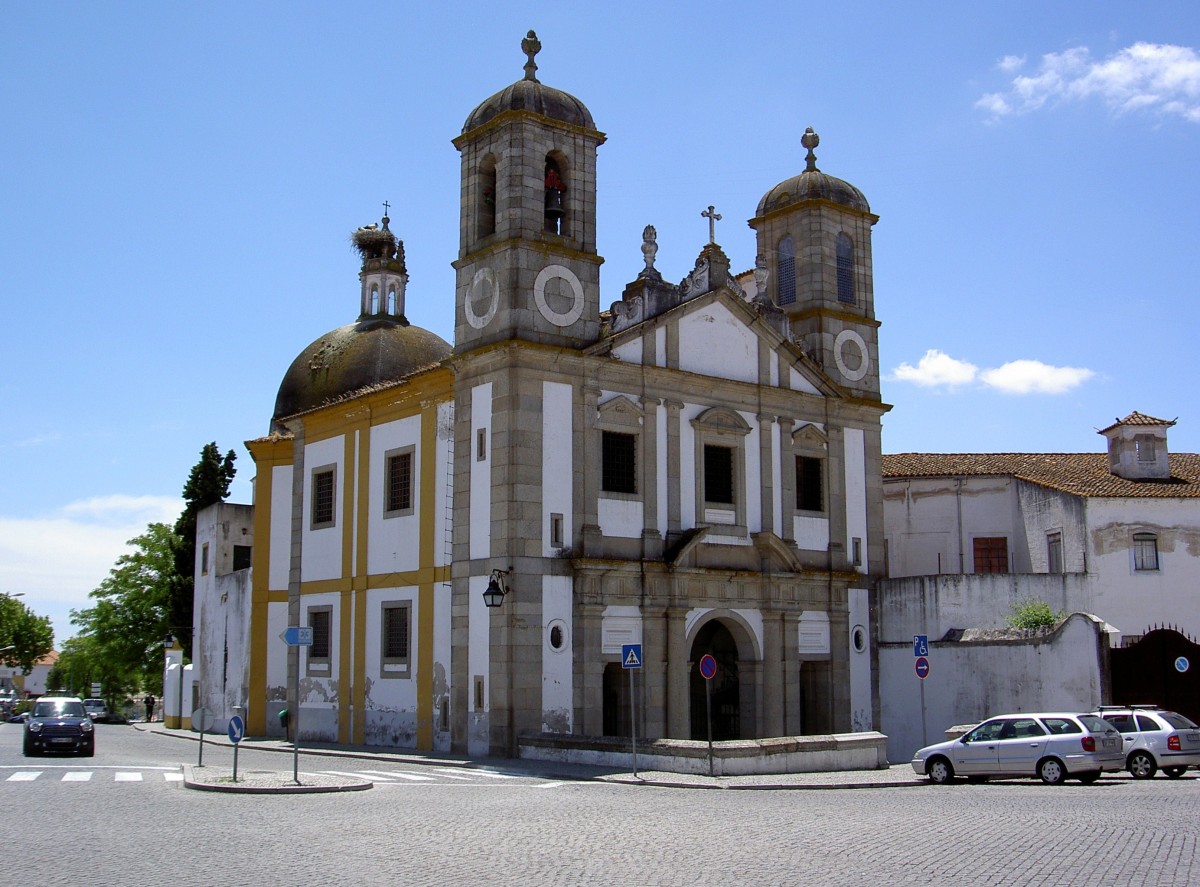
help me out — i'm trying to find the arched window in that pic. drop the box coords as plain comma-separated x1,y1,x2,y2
836,233,855,304
478,155,497,240
776,236,796,305
370,286,380,315
544,155,567,235
387,287,397,316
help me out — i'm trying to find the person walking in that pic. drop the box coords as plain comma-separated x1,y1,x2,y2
144,694,155,722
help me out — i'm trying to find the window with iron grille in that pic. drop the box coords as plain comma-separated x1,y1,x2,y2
777,236,796,305
385,448,414,516
1047,532,1063,574
381,602,411,676
1133,533,1159,571
308,608,331,662
311,467,336,529
704,445,734,505
972,537,1009,574
836,234,855,304
601,431,637,494
795,455,824,512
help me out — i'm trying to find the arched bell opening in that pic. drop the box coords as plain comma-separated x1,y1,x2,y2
543,153,569,236
477,154,497,241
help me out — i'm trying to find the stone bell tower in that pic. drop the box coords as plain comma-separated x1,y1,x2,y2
749,128,881,400
451,30,606,352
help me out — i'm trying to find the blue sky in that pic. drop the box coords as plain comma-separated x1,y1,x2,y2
3,2,1198,644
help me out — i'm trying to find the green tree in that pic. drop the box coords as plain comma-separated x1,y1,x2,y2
1007,598,1068,631
167,442,236,659
71,522,180,695
0,594,54,674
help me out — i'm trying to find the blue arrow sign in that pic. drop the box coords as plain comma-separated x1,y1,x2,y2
280,625,314,646
228,715,245,744
621,644,642,669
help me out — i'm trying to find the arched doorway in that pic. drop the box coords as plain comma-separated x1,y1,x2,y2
690,620,741,740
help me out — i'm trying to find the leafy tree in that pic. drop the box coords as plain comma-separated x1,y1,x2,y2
167,442,236,659
48,634,142,712
1007,599,1067,631
71,522,179,695
0,594,54,673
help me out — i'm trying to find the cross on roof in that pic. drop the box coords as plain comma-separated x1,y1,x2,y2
701,205,722,244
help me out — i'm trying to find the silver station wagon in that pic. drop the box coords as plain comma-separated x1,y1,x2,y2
911,712,1124,785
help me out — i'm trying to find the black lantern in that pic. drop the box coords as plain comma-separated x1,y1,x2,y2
483,569,509,608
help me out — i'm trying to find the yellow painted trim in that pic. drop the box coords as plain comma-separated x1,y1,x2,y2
352,421,371,745
416,402,439,749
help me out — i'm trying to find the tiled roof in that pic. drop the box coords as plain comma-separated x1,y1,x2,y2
882,452,1200,498
1097,411,1177,434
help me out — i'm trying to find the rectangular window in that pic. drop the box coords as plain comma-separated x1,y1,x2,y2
233,544,252,571
311,467,336,529
795,455,824,512
308,608,331,670
601,431,637,494
385,448,414,516
972,537,1009,574
1133,533,1159,571
550,512,564,548
704,444,734,505
1047,532,1063,574
200,543,209,576
1136,436,1156,462
380,602,411,677
476,428,487,461
852,537,863,566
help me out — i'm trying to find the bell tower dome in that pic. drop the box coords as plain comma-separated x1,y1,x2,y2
749,128,881,400
451,31,606,353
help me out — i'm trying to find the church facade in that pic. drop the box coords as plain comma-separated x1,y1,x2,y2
195,32,889,756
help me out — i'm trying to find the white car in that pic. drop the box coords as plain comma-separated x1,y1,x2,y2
82,698,109,723
911,712,1125,785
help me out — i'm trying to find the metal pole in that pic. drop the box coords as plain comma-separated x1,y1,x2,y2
705,676,714,778
232,740,239,783
629,665,638,778
920,675,928,748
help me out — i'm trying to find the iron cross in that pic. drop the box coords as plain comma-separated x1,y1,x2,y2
701,205,722,244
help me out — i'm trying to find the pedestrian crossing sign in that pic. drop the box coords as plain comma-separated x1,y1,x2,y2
621,644,643,669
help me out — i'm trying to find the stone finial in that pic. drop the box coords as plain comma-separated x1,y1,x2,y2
640,225,659,275
802,127,820,171
522,30,541,82
754,254,770,300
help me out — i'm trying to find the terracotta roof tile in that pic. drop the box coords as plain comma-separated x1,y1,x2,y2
882,452,1200,498
1097,411,1177,434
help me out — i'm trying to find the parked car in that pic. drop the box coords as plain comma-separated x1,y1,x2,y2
911,712,1124,785
23,696,95,757
1097,706,1200,779
82,698,109,723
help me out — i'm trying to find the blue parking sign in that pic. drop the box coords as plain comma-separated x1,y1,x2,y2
913,635,929,657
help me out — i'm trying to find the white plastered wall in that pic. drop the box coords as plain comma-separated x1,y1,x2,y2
367,414,422,575
843,427,868,573
269,464,293,591
302,436,344,582
543,382,574,553
677,303,758,384
542,575,573,732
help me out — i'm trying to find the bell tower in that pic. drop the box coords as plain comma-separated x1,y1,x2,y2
749,128,881,400
451,31,606,353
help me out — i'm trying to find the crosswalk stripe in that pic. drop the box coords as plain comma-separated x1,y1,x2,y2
356,769,436,782
114,772,142,782
8,772,40,781
62,772,92,782
439,768,518,780
164,773,183,781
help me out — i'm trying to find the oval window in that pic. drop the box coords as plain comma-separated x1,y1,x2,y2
851,625,867,654
548,620,567,652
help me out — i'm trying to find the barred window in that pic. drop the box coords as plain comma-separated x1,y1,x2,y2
972,537,1009,574
777,236,796,305
381,603,411,676
311,468,336,529
386,449,414,515
601,431,637,494
704,445,734,505
309,609,331,661
836,233,855,304
795,455,824,512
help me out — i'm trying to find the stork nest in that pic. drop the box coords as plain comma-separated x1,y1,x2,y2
351,225,397,257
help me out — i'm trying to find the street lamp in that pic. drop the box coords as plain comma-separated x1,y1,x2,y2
482,569,510,608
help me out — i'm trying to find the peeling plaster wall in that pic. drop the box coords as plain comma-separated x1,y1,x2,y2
880,613,1109,763
362,586,420,747
1086,497,1200,637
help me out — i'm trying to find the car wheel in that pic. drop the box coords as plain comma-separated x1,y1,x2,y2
1164,766,1186,779
926,756,954,784
1128,751,1157,779
1077,770,1101,784
81,743,95,758
1038,757,1066,785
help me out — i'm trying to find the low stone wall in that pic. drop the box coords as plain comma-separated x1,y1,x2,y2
519,731,890,776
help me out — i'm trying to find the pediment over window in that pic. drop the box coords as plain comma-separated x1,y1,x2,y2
691,406,751,435
792,423,828,453
596,395,644,429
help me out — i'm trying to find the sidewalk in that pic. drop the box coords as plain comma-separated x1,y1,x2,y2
134,722,925,794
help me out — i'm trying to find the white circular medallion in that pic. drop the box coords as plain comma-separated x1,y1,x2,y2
465,267,498,330
533,264,585,327
833,329,870,383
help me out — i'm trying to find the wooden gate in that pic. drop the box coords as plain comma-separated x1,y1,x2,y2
1109,628,1200,723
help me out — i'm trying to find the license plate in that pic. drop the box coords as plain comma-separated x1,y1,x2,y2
51,737,74,744
1187,733,1199,742
1103,738,1117,749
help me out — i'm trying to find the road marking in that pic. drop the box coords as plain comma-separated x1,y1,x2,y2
357,769,436,782
164,772,183,781
62,772,92,781
115,772,143,782
437,767,518,780
8,772,40,781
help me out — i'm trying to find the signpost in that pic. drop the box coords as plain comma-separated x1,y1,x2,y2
914,636,930,748
191,707,212,767
1176,656,1190,674
228,715,245,782
281,625,312,783
914,656,930,679
621,644,642,778
699,653,718,777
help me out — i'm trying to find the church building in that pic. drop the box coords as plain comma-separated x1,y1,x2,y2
193,32,889,757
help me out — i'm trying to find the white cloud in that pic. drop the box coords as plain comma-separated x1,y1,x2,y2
977,42,1200,122
890,351,1095,395
891,350,978,388
0,496,182,645
978,360,1095,394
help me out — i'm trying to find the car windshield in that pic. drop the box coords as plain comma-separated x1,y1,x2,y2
33,700,86,718
1162,712,1199,730
84,700,104,709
